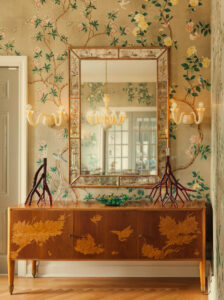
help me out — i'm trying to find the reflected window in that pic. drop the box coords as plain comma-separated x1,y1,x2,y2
105,112,157,175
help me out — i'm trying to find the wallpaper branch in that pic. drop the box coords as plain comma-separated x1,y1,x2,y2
0,0,210,202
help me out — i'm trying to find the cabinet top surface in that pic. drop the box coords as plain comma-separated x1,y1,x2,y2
10,200,205,210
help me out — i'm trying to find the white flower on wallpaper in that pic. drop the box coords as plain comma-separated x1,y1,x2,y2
0,0,211,202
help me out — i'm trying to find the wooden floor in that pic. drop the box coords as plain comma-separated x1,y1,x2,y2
0,277,208,299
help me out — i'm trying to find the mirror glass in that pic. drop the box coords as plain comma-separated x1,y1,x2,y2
80,60,157,176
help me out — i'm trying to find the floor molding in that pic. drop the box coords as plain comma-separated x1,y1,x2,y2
25,261,202,278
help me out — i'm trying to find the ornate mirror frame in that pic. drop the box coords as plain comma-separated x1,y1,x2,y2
69,47,169,188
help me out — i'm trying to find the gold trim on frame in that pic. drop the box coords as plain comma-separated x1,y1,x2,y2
69,47,170,188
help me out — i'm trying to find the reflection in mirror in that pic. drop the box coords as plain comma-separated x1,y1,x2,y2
81,59,157,176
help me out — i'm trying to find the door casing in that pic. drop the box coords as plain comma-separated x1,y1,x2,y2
0,56,28,276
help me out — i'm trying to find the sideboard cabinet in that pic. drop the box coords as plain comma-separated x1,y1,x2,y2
8,201,206,294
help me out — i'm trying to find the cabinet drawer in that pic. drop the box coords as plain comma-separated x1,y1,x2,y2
9,209,73,259
138,210,203,260
73,210,106,259
106,210,137,259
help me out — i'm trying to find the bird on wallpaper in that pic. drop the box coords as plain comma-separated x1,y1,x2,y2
118,0,130,9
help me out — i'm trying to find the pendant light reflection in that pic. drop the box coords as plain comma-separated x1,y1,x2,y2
86,61,126,130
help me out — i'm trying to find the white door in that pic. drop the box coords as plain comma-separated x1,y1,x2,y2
0,67,19,274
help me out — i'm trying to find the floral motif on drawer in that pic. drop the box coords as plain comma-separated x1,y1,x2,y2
142,215,200,259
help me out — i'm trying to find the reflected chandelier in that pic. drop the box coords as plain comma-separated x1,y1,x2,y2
86,61,126,129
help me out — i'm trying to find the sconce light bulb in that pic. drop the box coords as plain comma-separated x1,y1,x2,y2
172,102,177,109
198,102,204,108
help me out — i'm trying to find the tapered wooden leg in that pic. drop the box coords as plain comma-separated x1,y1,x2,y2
8,259,15,295
199,260,206,293
32,260,37,278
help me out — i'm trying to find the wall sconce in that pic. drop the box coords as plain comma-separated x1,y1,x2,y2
170,102,205,125
26,105,68,127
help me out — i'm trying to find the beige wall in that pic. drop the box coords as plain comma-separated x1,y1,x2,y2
211,0,224,298
0,0,210,201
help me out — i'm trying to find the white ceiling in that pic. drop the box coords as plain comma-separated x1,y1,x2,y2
81,60,157,83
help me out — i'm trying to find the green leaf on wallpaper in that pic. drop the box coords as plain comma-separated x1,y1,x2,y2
34,50,42,58
169,120,177,140
62,190,68,198
108,12,118,21
15,50,21,56
4,43,14,51
43,63,51,73
54,75,63,83
43,22,53,30
51,189,56,195
46,52,54,61
70,0,77,9
55,0,60,4
35,18,42,28
121,40,128,47
49,88,58,97
90,20,99,31
50,167,57,172
40,93,48,103
36,158,43,165
199,144,211,160
63,128,68,139
187,171,210,202
110,38,119,46
48,29,58,40
181,63,189,70
106,24,112,36
60,35,68,42
36,32,43,41
81,23,88,33
119,26,127,36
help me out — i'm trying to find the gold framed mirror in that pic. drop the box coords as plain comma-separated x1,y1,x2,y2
69,47,169,188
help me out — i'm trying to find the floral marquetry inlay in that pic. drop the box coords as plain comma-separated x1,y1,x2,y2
11,215,65,259
142,215,200,259
90,214,102,225
111,225,134,242
74,234,104,255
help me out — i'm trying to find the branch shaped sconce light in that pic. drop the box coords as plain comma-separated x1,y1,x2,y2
26,105,68,128
170,102,205,125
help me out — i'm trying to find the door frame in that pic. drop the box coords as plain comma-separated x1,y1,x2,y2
0,56,28,275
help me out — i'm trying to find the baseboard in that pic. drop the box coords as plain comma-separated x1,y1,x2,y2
25,261,203,278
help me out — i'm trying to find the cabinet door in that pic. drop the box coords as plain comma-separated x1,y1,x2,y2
73,210,106,259
106,210,138,259
9,209,73,259
138,210,203,260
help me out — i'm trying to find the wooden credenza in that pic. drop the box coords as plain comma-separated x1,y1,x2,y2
8,201,206,294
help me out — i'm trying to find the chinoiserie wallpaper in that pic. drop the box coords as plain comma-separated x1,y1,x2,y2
0,0,211,201
211,0,224,298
